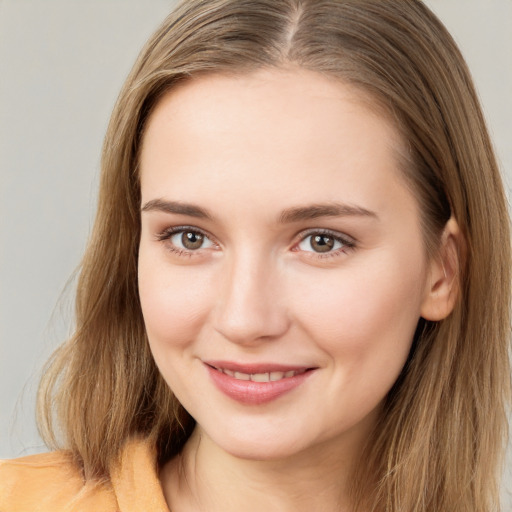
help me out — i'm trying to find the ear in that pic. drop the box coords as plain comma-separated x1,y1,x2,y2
420,217,463,321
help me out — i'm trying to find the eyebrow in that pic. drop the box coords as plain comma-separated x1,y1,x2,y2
141,199,213,220
278,203,378,223
141,199,377,223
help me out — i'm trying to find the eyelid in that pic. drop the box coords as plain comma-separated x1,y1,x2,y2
293,228,356,256
154,225,355,259
156,225,207,240
155,225,219,252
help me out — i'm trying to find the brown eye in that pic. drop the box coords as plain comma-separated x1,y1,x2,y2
296,231,353,256
166,228,215,252
310,234,335,253
181,231,204,250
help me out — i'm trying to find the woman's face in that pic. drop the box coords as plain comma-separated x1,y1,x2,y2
138,69,438,461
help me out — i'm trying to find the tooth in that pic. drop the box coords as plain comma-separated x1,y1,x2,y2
251,372,270,382
224,369,235,377
270,371,285,381
234,372,250,381
284,371,296,378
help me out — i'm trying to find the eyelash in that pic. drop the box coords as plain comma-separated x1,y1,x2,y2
155,226,356,259
155,226,217,257
294,229,356,259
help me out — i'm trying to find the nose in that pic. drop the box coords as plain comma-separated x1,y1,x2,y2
213,251,290,345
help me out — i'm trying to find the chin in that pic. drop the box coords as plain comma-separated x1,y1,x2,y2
218,436,306,462
198,417,323,463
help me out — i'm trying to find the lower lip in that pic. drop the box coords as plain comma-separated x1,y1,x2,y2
206,365,314,405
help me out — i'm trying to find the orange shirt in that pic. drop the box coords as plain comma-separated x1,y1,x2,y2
0,438,170,511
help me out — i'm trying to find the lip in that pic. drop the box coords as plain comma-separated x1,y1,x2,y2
205,360,312,374
204,361,316,405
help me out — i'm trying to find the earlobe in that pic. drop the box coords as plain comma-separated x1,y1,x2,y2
420,217,463,321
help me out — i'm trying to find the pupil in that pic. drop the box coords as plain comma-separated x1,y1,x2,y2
182,231,203,250
311,235,334,253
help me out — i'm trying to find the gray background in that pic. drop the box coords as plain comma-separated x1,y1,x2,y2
1,0,511,505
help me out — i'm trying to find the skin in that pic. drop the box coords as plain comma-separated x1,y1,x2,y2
137,68,459,512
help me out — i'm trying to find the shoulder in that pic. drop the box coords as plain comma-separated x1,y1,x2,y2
0,450,118,512
0,438,170,512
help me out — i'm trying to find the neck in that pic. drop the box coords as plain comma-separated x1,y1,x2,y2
160,425,372,512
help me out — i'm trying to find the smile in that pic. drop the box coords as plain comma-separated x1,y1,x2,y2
204,362,316,405
213,367,308,382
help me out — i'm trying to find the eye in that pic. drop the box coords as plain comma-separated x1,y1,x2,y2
171,230,214,250
296,230,355,255
157,226,216,253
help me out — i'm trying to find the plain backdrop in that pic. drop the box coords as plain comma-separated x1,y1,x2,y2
1,0,511,505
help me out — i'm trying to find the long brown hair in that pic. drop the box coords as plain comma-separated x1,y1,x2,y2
37,1,511,510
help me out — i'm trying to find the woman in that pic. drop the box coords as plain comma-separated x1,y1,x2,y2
1,1,510,511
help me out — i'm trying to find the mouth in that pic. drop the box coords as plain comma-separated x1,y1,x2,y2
207,365,309,382
204,361,317,405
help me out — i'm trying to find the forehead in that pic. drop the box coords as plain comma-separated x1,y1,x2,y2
141,68,399,153
139,68,414,220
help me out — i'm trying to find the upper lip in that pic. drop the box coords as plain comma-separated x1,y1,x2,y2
204,360,316,374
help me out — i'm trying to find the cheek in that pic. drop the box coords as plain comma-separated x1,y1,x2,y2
291,253,425,365
287,255,426,428
138,251,215,351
